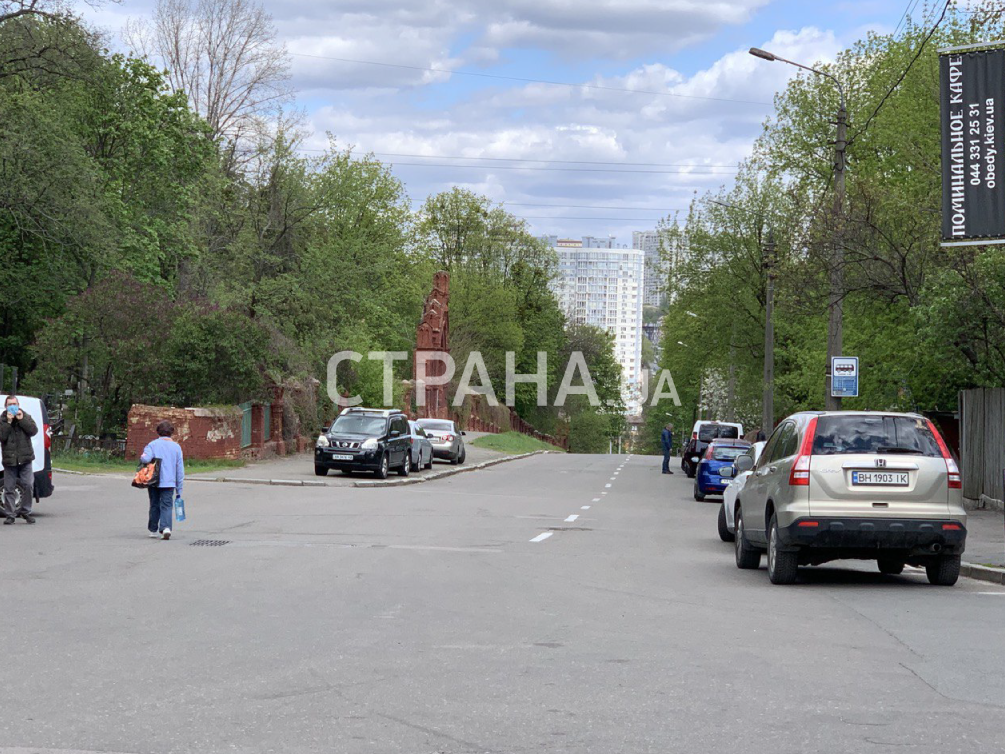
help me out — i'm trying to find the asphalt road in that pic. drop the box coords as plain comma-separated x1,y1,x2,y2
2,454,1004,754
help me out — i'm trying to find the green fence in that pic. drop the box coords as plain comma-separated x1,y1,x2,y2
240,401,253,448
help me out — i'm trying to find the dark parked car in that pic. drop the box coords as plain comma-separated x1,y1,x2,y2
681,420,743,478
407,421,434,471
315,408,412,479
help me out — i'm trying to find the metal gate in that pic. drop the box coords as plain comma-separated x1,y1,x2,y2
240,401,253,448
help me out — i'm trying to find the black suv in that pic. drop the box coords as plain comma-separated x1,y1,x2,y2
314,409,412,479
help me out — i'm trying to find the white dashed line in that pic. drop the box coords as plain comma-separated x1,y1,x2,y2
592,498,600,502
581,506,591,510
530,532,553,543
605,483,612,488
565,515,579,523
601,491,608,495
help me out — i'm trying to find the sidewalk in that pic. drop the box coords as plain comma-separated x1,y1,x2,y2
964,508,1005,569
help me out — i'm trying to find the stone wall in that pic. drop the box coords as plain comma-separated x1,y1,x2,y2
126,405,243,460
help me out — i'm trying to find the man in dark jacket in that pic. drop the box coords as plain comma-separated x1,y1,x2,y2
661,422,674,475
0,395,37,524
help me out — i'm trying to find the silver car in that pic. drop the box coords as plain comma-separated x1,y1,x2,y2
731,411,966,586
414,418,466,464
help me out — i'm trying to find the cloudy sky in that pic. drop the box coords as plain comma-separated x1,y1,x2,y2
82,0,923,244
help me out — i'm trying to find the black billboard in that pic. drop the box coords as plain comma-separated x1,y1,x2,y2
940,48,1005,243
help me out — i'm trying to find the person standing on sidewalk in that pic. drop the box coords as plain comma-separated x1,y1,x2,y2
0,395,38,524
140,420,185,540
661,422,675,475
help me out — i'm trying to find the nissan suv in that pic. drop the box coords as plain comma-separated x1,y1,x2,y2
315,408,412,479
730,411,966,586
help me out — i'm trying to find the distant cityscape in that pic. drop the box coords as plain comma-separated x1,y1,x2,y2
543,231,671,417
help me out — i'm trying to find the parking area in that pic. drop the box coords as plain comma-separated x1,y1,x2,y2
187,431,510,487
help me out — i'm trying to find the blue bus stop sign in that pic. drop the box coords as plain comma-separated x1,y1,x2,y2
831,357,859,398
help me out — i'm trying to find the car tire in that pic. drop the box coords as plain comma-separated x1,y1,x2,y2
424,452,433,470
458,449,465,465
374,454,389,480
767,515,798,585
314,464,328,477
734,506,761,570
693,483,706,502
410,454,419,472
398,456,410,477
926,554,961,586
685,465,696,479
450,454,459,465
877,558,905,575
717,505,734,542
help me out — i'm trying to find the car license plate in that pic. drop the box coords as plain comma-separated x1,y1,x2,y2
332,454,353,461
851,471,909,486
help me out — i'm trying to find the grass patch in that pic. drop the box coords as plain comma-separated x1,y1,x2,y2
470,431,564,455
53,450,245,476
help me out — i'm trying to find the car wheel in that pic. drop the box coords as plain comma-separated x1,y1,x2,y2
693,483,706,502
450,453,459,465
717,505,734,542
877,558,905,575
767,515,798,585
398,456,410,477
424,451,433,470
926,554,961,586
410,453,419,472
734,506,761,570
685,465,696,479
314,464,328,477
374,454,389,480
457,449,465,465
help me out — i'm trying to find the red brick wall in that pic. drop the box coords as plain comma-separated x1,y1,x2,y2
126,405,243,460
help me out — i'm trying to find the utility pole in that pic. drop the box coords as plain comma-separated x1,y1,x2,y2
826,104,848,411
762,231,776,435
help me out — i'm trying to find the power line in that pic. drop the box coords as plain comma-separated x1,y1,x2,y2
290,52,773,106
513,216,668,222
503,202,687,211
850,0,952,145
893,0,922,37
297,148,739,169
376,161,737,175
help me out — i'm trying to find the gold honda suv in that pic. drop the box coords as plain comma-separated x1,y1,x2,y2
731,411,966,586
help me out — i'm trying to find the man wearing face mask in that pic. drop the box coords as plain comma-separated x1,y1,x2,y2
0,395,37,525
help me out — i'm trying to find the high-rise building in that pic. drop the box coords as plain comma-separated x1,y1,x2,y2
547,237,644,415
632,230,668,308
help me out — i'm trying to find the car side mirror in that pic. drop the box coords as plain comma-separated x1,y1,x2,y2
721,466,735,478
389,429,401,438
461,431,467,436
735,455,754,473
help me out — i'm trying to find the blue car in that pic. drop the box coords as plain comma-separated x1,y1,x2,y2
694,439,752,501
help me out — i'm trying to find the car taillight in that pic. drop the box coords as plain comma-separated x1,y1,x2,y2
44,424,51,451
692,431,697,439
703,444,714,460
443,434,454,442
926,419,962,489
788,417,818,486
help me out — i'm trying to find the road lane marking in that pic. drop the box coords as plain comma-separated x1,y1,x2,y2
605,483,612,488
610,477,616,481
592,498,600,502
565,515,579,522
530,532,553,543
601,491,608,495
582,506,591,510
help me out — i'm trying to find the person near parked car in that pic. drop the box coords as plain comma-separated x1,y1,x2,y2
0,395,38,525
140,420,185,540
661,423,675,475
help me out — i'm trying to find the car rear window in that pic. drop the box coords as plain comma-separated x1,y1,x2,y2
417,420,453,432
712,445,748,461
811,415,941,457
698,424,740,442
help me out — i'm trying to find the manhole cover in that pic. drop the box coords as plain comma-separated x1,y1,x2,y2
190,539,230,547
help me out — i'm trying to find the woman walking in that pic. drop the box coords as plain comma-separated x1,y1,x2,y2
140,420,185,540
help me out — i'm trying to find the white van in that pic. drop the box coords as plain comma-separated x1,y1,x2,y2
0,395,54,503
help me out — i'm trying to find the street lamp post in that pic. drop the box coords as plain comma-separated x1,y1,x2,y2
762,231,776,434
749,47,846,411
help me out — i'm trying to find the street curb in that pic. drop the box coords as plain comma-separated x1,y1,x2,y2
185,450,553,489
351,450,551,488
961,562,1005,585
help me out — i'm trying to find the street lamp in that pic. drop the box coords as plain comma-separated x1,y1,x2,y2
750,47,847,411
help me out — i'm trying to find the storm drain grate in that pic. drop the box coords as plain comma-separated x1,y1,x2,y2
190,539,231,547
